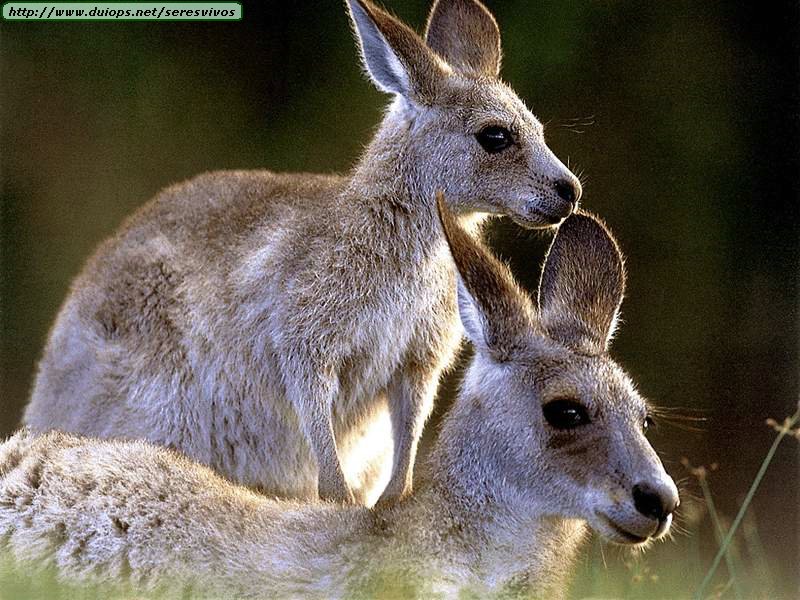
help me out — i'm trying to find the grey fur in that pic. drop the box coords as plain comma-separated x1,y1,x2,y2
24,0,582,506
1,206,677,598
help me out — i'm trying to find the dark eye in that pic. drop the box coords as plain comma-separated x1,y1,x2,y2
644,415,655,432
542,399,591,430
475,125,514,153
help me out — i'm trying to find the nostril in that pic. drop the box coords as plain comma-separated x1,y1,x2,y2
554,180,579,205
632,482,676,521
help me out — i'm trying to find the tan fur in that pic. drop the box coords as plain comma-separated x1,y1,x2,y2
24,0,582,505
2,207,677,599
425,0,502,76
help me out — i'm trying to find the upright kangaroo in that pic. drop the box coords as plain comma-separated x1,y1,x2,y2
24,0,582,505
0,204,678,599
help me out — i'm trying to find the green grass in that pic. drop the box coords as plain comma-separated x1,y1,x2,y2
694,405,800,600
0,557,130,600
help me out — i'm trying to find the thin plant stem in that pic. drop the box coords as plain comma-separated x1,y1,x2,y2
741,509,770,594
695,406,800,599
697,476,743,600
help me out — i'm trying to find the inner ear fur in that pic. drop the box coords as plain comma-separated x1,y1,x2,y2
424,0,502,77
347,0,448,102
538,211,626,355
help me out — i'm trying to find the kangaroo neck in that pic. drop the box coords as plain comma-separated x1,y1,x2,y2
347,113,428,211
345,103,489,233
382,479,580,595
379,402,588,595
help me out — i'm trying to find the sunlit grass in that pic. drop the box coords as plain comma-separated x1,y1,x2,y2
0,556,130,600
694,405,800,600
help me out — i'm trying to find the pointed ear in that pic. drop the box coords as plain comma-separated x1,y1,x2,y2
538,211,626,355
424,0,501,77
346,0,447,102
437,193,536,361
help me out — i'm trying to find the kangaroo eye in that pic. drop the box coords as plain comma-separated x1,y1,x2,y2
543,399,590,430
475,125,513,153
644,415,655,432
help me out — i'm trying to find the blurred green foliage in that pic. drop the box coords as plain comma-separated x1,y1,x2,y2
1,0,798,597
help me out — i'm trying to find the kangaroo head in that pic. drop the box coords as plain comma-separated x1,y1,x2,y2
347,0,581,227
438,195,679,545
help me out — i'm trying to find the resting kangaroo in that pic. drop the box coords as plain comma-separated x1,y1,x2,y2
1,203,678,599
24,0,582,505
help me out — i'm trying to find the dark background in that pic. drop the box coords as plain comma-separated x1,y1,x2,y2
1,1,798,597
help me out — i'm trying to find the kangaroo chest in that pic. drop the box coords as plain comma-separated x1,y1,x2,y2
335,251,459,406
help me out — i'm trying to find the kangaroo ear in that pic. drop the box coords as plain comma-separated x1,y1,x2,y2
538,212,626,355
346,0,446,102
424,0,501,77
437,193,536,361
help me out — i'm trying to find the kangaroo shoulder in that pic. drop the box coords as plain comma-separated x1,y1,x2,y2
70,169,349,318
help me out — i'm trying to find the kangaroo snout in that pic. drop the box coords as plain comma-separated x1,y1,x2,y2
522,199,572,226
554,178,582,205
514,159,582,227
596,475,679,545
519,186,576,226
632,480,679,523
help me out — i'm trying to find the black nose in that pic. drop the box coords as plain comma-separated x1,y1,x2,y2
554,179,580,205
632,482,678,521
